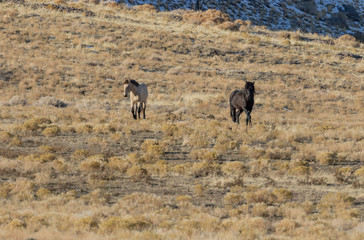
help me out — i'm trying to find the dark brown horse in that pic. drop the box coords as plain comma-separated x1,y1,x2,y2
229,81,255,126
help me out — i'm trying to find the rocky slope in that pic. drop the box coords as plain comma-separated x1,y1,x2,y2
120,0,364,40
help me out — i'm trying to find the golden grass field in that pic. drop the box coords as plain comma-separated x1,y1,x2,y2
1,0,364,239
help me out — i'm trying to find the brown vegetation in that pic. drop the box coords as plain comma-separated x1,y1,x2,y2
0,0,363,239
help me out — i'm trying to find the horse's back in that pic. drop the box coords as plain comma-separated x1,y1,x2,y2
138,83,148,102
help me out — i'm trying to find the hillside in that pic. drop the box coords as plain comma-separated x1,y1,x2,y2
121,0,364,40
1,0,364,239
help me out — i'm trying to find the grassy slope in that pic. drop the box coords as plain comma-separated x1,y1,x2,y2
0,0,364,239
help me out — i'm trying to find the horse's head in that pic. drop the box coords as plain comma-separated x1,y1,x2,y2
245,81,255,94
123,80,130,97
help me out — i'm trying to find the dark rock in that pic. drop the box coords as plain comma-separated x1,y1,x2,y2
353,31,364,43
297,0,319,15
339,4,361,22
328,12,348,29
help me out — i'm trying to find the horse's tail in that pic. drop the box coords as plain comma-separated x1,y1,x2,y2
229,90,239,121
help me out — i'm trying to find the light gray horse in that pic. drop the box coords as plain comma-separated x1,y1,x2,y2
123,79,148,119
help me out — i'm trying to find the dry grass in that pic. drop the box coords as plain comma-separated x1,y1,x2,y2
0,0,364,239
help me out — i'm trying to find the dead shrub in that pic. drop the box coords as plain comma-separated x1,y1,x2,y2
36,153,56,163
72,149,90,161
79,155,106,172
219,22,239,31
108,156,130,173
42,125,60,137
191,161,221,177
193,184,205,197
162,123,179,138
222,161,248,176
0,131,13,143
190,149,220,162
273,188,293,203
36,188,52,200
9,137,22,146
317,152,337,165
141,139,165,163
274,219,298,236
133,4,157,13
100,215,152,233
244,189,276,205
289,160,311,182
251,203,268,217
318,192,355,217
175,195,192,205
334,167,353,183
224,192,244,207
126,166,150,182
182,9,231,25
354,167,364,185
335,34,359,48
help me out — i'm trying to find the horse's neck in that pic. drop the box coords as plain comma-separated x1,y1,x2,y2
244,90,254,102
129,84,139,95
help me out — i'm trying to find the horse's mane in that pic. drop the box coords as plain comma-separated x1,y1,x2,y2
130,79,140,86
124,79,140,86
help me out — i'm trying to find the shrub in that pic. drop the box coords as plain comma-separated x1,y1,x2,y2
273,188,293,203
0,131,12,143
126,166,150,182
334,167,353,183
190,149,220,162
42,125,60,137
79,155,105,172
219,22,239,31
74,216,98,232
222,161,248,176
126,152,144,165
191,161,221,177
289,160,311,182
193,184,205,197
38,145,55,153
141,139,165,163
175,195,192,205
0,182,12,198
9,137,22,146
133,4,157,13
251,203,268,217
36,188,52,200
162,123,179,137
182,9,231,25
354,167,364,184
72,149,90,161
317,152,337,165
108,156,130,173
224,193,244,207
77,124,93,134
318,192,355,217
36,153,56,163
244,189,276,205
335,34,359,48
274,219,298,236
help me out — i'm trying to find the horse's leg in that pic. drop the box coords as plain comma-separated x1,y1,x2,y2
131,102,137,120
236,109,243,124
231,106,236,122
137,102,141,119
142,102,146,119
243,109,251,127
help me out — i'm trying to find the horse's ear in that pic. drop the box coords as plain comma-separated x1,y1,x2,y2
253,81,255,84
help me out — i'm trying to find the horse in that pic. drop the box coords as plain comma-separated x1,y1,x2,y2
229,81,255,126
123,79,148,119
